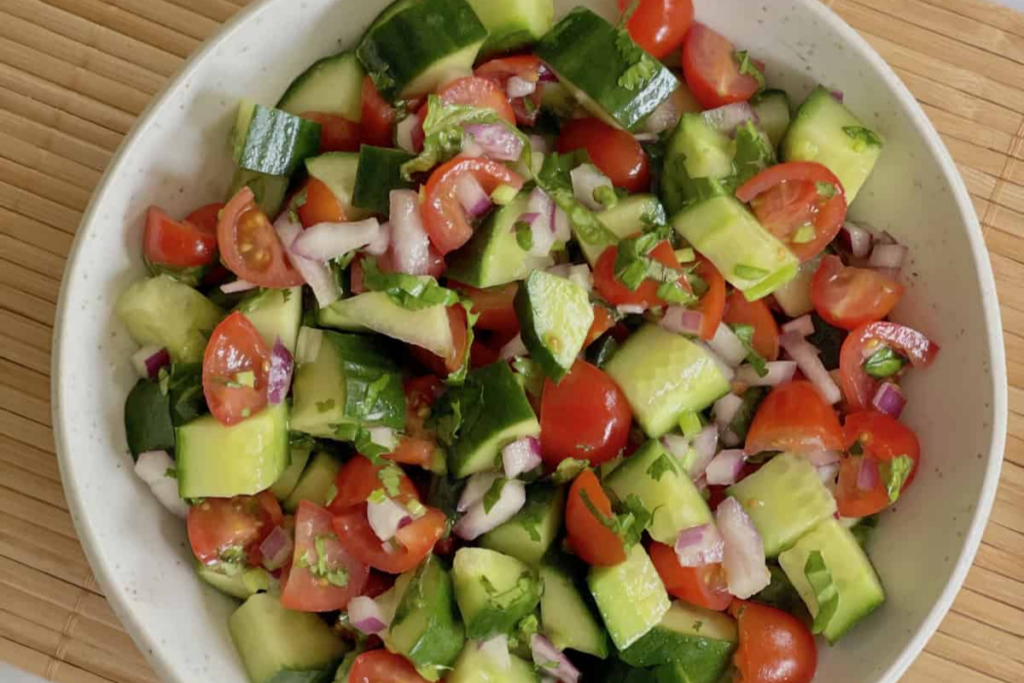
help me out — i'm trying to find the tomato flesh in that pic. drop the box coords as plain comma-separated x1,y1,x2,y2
450,282,520,338
731,601,817,683
593,241,688,310
723,290,780,361
299,112,362,153
348,649,432,683
565,469,627,566
649,542,732,611
202,311,272,427
694,256,727,340
745,380,844,455
187,491,282,567
835,410,921,517
811,255,903,331
682,24,760,109
328,455,419,513
217,187,305,287
385,376,445,470
143,206,218,269
584,305,616,348
839,322,939,411
475,56,547,126
541,360,632,466
557,118,650,193
297,178,346,228
333,505,446,574
361,76,397,148
617,0,695,60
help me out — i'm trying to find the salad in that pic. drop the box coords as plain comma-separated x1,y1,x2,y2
116,0,941,682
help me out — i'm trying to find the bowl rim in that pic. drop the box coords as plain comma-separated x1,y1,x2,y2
50,1,1008,683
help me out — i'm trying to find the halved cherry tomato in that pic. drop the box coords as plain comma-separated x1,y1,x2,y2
730,601,817,683
185,202,224,235
736,162,848,262
682,24,761,109
476,55,547,126
540,360,632,466
348,649,431,683
385,376,445,470
584,305,616,348
333,505,447,574
217,187,305,287
299,112,362,153
297,178,346,228
593,241,689,310
649,542,732,611
143,206,218,268
616,0,695,59
811,255,903,331
470,339,500,368
835,410,921,518
556,118,650,193
723,290,780,360
202,312,271,426
422,158,524,254
187,491,282,567
411,76,518,151
328,455,420,513
839,322,940,411
449,282,520,337
281,501,369,612
694,256,727,340
361,76,397,148
565,469,627,566
745,380,844,455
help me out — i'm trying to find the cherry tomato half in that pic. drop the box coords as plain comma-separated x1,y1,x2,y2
565,469,627,566
299,112,362,153
593,241,690,310
617,0,695,60
348,649,431,683
327,455,419,513
835,410,921,518
143,205,218,269
449,281,520,338
187,491,282,567
476,55,548,127
557,118,651,193
361,76,398,148
649,542,732,611
217,187,305,287
682,24,761,110
297,178,347,228
408,304,471,377
811,255,903,331
202,311,272,427
694,256,727,340
333,504,447,574
839,322,939,411
723,289,780,361
731,600,817,683
745,380,845,455
385,376,445,471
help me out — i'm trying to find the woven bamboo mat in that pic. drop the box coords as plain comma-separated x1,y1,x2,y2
0,0,1021,681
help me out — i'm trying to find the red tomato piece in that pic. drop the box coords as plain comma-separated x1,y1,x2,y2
202,312,271,427
694,256,727,340
361,76,398,148
449,282,520,337
422,158,524,255
616,0,695,60
187,491,282,567
593,241,689,310
217,187,305,287
436,76,516,125
811,255,903,331
299,112,363,153
682,24,761,110
409,304,471,377
185,202,225,235
384,376,445,470
584,305,616,348
745,380,845,455
540,360,632,466
475,55,547,126
328,455,420,513
649,542,732,611
736,162,848,263
556,118,651,193
730,601,817,683
143,206,218,269
565,469,627,566
297,178,347,228
723,290,780,361
332,506,447,574
835,410,921,518
838,322,940,411
348,649,431,683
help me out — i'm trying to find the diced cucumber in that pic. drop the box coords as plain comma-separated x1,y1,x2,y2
236,287,302,353
445,194,555,288
448,643,539,683
352,146,414,216
772,254,821,318
480,484,565,566
588,544,670,650
620,602,737,683
197,562,272,600
514,270,594,383
124,379,175,459
278,51,365,122
317,293,455,359
175,403,289,499
671,195,799,301
661,113,735,215
229,592,349,683
751,89,792,148
734,120,776,186
778,519,886,643
534,8,677,131
781,86,884,203
269,445,313,502
357,0,488,100
579,194,666,266
232,100,321,177
228,168,289,219
389,555,465,679
540,561,609,658
605,440,712,544
466,0,554,58
305,153,372,220
452,547,543,639
116,275,223,363
284,451,342,513
604,325,730,438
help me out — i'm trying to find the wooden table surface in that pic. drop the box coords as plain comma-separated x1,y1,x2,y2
0,0,1021,682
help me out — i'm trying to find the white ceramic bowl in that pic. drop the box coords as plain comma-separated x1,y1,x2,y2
53,1,1007,682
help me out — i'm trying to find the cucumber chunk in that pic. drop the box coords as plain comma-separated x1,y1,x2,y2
466,0,555,58
284,451,342,512
389,555,465,679
227,168,289,219
236,287,302,353
620,601,737,683
751,89,792,148
452,547,543,639
540,561,609,658
727,453,838,557
448,643,539,683
269,445,313,502
278,51,365,122
305,152,372,220
124,379,175,459
197,562,272,600
352,146,414,216
480,484,565,566
661,113,735,215
317,293,455,359
604,324,730,438
577,194,667,266
232,100,321,177
588,544,670,650
514,270,594,383
116,275,223,363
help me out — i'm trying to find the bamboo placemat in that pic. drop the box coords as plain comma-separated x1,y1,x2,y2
0,0,1021,681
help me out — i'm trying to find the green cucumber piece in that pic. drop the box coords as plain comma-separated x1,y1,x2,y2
620,602,737,683
466,0,555,58
116,276,223,363
588,544,670,651
514,270,594,383
534,8,678,131
232,100,321,177
305,152,372,220
284,451,342,512
389,555,465,679
123,379,175,459
278,52,365,122
317,293,455,358
269,445,313,502
236,287,303,353
727,453,838,557
540,561,609,658
751,89,792,148
604,324,730,438
671,195,799,301
661,113,735,215
352,146,414,216
480,484,565,566
228,168,289,219
452,547,543,639
448,643,538,683
578,194,666,266
733,119,776,186
197,562,272,600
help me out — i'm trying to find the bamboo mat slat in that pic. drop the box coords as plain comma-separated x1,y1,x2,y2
0,0,1019,681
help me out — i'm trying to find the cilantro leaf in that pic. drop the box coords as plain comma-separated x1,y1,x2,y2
613,225,680,291
515,221,534,251
863,346,906,379
361,257,459,310
730,323,769,378
378,463,404,497
535,152,618,247
734,51,766,92
578,489,650,549
879,454,914,503
616,30,658,91
816,181,837,199
482,477,508,514
646,453,678,482
804,550,839,634
333,424,390,464
551,458,588,485
843,126,884,151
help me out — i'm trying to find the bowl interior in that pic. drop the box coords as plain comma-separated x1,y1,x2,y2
53,1,1006,682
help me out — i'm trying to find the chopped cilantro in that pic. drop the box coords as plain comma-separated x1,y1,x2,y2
482,477,508,514
361,257,459,310
804,550,839,634
816,181,837,198
792,225,816,244
616,30,659,91
535,152,618,247
646,453,678,482
843,126,884,151
730,323,769,378
316,398,336,413
378,463,404,497
863,346,907,379
515,221,534,251
879,454,914,503
613,226,681,291
656,280,698,305
578,489,650,549
550,458,588,485
594,185,619,209
734,50,766,92
163,467,177,479
367,488,387,505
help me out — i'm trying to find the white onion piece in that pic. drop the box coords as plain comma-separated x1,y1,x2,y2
131,345,170,379
454,479,526,541
661,434,691,460
709,323,749,367
367,427,398,452
842,222,873,259
295,327,323,365
499,333,529,360
150,478,190,519
675,524,725,567
805,449,841,467
367,497,412,542
661,307,704,336
617,304,645,316
780,331,842,405
348,596,390,635
869,243,909,270
701,102,757,135
570,164,613,211
507,76,537,99
641,95,681,135
735,361,797,387
259,525,293,571
705,449,746,486
267,338,294,405
632,133,660,142
389,190,434,275
502,437,542,479
134,451,189,518
457,472,503,513
291,219,382,261
690,426,719,479
695,341,735,382
530,634,580,683
713,393,744,433
521,191,557,257
478,635,512,672
365,221,391,256
464,124,524,162
872,382,906,418
781,315,814,337
817,462,840,492
716,497,771,599
568,264,593,293
455,174,492,217
527,186,554,223
220,279,259,294
528,135,551,155
396,115,419,154
552,206,571,243
274,213,340,308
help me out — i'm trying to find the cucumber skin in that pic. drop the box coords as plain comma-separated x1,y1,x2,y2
234,104,322,177
389,555,465,676
513,270,594,383
352,146,414,216
278,52,365,122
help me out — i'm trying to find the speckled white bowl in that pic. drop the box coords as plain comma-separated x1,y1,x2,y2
52,1,1007,682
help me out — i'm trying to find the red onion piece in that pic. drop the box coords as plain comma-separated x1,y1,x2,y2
713,393,744,433
515,212,542,230
701,102,757,135
780,331,842,405
507,76,537,99
661,434,691,459
454,479,526,541
872,382,906,418
661,307,704,336
641,95,681,135
709,323,749,367
274,213,339,308
348,595,390,635
499,333,528,360
841,222,873,259
831,89,845,103
455,174,492,217
365,221,391,256
389,190,434,275
530,634,580,683
705,449,747,486
368,496,412,542
502,437,542,479
803,449,841,468
735,361,798,387
781,315,814,337
716,497,771,599
552,206,571,243
690,425,719,479
675,523,726,567
259,525,293,571
267,337,294,405
134,450,189,518
457,472,503,513
478,635,512,672
570,164,612,211
464,123,524,162
857,457,880,491
220,279,259,294
396,114,418,154
869,243,909,270
131,345,170,379
367,427,398,452
528,135,551,155
290,219,381,261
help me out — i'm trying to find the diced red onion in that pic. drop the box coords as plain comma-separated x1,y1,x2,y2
781,315,814,337
455,174,492,217
716,497,771,599
516,212,542,230
502,437,542,479
869,243,908,270
841,222,873,259
274,213,340,308
131,345,170,379
695,340,735,382
858,457,880,491
641,95,681,135
537,65,558,83
527,186,554,222
462,137,486,158
713,393,744,434
804,449,841,468
780,331,842,405
507,76,537,99
661,434,691,459
348,596,390,635
267,337,294,405
365,222,391,256
368,496,412,542
499,333,529,360
220,279,259,294
295,327,323,365
872,382,906,418
552,206,571,243
876,230,898,246
457,472,503,513
530,634,580,683
389,190,434,275
818,462,840,492
259,525,294,571
520,193,557,257
701,102,757,135
675,524,726,567
709,323,749,367
632,132,660,142
396,115,419,154
831,89,845,103
464,123,524,162
478,635,512,672
705,449,747,486
690,426,719,479
661,307,704,336
570,164,612,211
528,135,550,155
735,361,797,387
134,450,189,518
454,479,526,541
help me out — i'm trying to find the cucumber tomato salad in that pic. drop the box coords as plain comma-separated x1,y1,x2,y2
117,1,941,682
